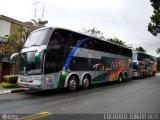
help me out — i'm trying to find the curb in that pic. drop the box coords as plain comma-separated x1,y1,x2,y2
0,90,11,95
11,88,27,93
0,88,29,95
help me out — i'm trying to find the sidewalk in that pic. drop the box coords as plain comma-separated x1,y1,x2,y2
0,85,28,95
157,73,160,76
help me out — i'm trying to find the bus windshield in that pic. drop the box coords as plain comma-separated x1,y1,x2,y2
19,51,43,75
133,53,137,61
24,28,52,48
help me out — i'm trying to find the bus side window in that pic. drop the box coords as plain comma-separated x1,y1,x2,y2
81,41,91,49
70,32,87,47
49,32,64,45
92,39,99,51
83,43,89,49
45,29,70,73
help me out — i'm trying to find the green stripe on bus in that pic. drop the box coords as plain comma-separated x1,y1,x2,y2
57,71,67,88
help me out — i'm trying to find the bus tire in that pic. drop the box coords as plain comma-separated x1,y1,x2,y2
123,73,128,81
82,75,91,89
153,71,155,76
139,72,142,78
118,73,123,82
68,75,78,92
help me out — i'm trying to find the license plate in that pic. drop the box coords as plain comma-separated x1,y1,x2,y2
21,84,28,88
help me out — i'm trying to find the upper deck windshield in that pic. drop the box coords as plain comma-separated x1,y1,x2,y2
133,53,137,61
24,28,52,48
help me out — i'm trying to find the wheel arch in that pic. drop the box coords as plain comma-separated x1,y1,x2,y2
80,72,92,86
64,72,80,88
123,71,128,77
123,71,128,81
117,72,123,80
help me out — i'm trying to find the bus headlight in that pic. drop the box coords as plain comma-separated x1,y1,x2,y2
32,80,41,84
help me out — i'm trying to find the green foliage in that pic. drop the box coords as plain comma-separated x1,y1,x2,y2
148,0,160,36
31,18,48,27
157,57,160,72
106,37,126,46
1,82,19,88
135,46,146,53
0,34,20,55
0,27,32,56
0,52,4,59
3,75,18,84
38,18,48,25
80,28,126,46
2,75,19,88
81,27,105,40
157,48,160,54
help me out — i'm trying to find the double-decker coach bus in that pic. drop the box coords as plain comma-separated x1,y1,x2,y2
133,51,157,78
10,27,133,91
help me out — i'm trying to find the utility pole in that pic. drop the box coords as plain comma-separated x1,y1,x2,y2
42,1,45,20
33,0,40,21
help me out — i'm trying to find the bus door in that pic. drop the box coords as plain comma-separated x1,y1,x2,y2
44,29,70,89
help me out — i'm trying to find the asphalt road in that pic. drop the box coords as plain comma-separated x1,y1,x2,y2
0,74,160,120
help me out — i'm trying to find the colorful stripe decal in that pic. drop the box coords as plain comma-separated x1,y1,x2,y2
64,37,91,70
105,64,125,81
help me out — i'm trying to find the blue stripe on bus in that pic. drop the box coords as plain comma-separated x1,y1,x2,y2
64,37,91,71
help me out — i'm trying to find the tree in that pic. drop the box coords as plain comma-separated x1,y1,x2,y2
135,46,146,53
106,37,126,46
81,27,105,40
31,18,48,27
157,48,160,54
0,27,32,74
0,52,4,59
80,28,126,46
0,27,32,56
148,0,160,36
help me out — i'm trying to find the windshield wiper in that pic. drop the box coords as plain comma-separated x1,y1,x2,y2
23,44,40,48
30,44,40,47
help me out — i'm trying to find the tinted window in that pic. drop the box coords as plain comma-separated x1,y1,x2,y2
69,57,100,71
133,62,138,69
44,29,70,73
69,32,87,47
83,38,107,52
81,40,96,50
70,32,132,57
138,53,144,61
92,38,132,57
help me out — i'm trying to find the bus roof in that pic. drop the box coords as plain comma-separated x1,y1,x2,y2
133,50,156,58
34,26,133,50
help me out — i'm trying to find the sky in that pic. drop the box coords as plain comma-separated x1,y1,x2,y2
0,0,160,57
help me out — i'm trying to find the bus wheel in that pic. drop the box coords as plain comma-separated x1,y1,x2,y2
68,76,78,92
118,74,123,82
153,71,155,76
124,73,128,81
139,72,142,78
82,75,91,89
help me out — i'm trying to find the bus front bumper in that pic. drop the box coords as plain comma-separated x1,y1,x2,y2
18,80,42,90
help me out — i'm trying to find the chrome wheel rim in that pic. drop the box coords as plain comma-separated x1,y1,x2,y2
119,76,123,82
69,79,76,90
83,78,89,88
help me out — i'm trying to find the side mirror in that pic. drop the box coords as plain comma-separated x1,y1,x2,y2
34,49,44,63
10,53,19,63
